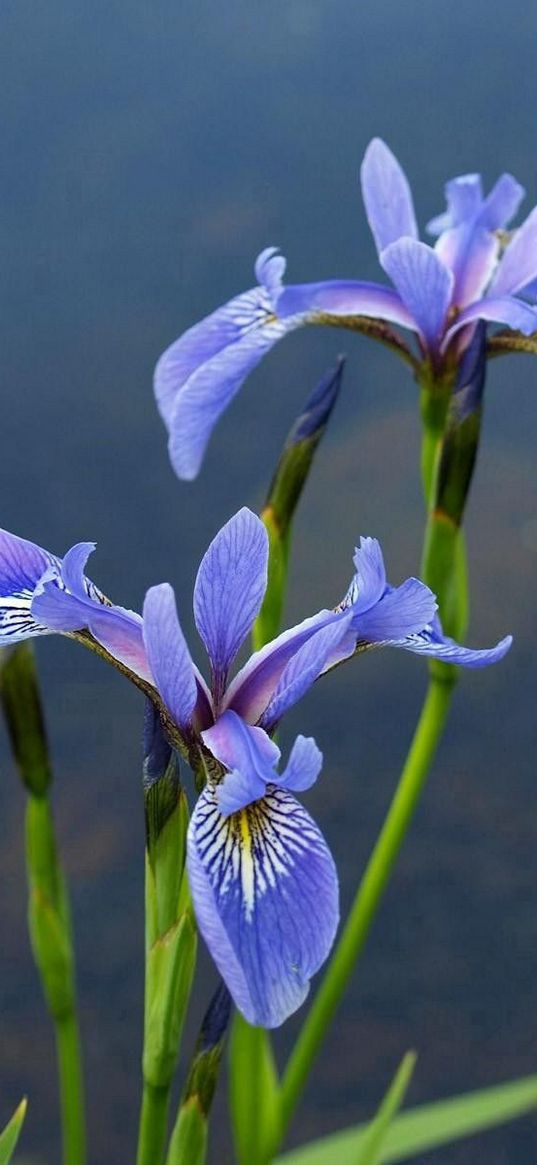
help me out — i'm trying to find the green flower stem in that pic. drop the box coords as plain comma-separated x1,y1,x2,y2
275,670,455,1148
136,752,197,1165
1,644,86,1165
136,1083,170,1165
55,1012,87,1165
272,373,467,1155
25,794,86,1165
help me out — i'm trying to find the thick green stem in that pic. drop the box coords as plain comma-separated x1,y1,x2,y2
56,1012,87,1165
136,1083,170,1165
276,672,454,1145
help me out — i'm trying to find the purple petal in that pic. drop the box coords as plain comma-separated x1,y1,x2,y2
393,616,513,668
155,251,306,480
489,207,537,298
0,529,60,644
278,736,323,793
194,509,268,697
276,280,413,331
480,174,525,231
260,616,356,730
350,537,387,612
215,768,268,817
427,175,484,236
202,710,280,781
380,239,453,352
443,296,537,349
142,584,198,731
224,608,339,724
435,224,499,308
360,138,418,255
187,784,339,1028
32,571,152,683
351,578,438,645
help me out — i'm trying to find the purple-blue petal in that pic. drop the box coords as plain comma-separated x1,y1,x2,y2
142,584,198,731
276,279,413,331
392,614,512,668
427,175,484,236
33,574,152,682
194,509,268,697
351,577,438,644
202,710,280,784
360,138,418,255
224,608,339,724
187,784,339,1028
260,616,355,730
443,295,537,349
489,206,537,298
435,224,499,308
278,735,323,793
480,173,525,231
351,537,387,612
0,529,61,645
381,239,454,352
155,274,306,480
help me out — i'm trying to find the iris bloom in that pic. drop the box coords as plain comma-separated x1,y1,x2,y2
155,138,537,479
0,510,511,1025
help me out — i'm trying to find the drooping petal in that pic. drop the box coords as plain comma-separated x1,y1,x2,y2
278,735,323,793
380,239,454,353
194,509,268,699
32,568,152,683
443,296,537,350
187,784,339,1028
276,280,413,331
392,616,513,668
360,138,418,255
0,529,60,644
488,206,537,298
142,584,198,731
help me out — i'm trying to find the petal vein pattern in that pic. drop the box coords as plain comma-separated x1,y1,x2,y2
187,784,339,1028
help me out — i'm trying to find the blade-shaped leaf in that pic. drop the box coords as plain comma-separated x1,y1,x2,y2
0,1099,27,1164
356,1052,416,1165
275,1073,537,1165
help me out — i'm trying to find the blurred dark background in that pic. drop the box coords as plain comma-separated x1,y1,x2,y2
1,1,537,1161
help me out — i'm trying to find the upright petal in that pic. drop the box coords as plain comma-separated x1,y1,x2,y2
381,239,454,353
488,207,537,298
360,138,418,255
350,537,387,612
187,784,339,1028
142,584,198,732
435,224,499,308
194,509,268,699
480,173,525,231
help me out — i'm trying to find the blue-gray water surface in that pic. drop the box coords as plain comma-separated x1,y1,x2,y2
1,2,537,1161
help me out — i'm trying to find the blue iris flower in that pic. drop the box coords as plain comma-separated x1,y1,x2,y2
0,510,511,1026
154,138,537,479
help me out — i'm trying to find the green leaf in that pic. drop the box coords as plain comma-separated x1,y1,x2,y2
229,1015,280,1165
0,1099,27,1164
166,1097,207,1165
143,908,197,1089
355,1052,416,1165
275,1073,537,1165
